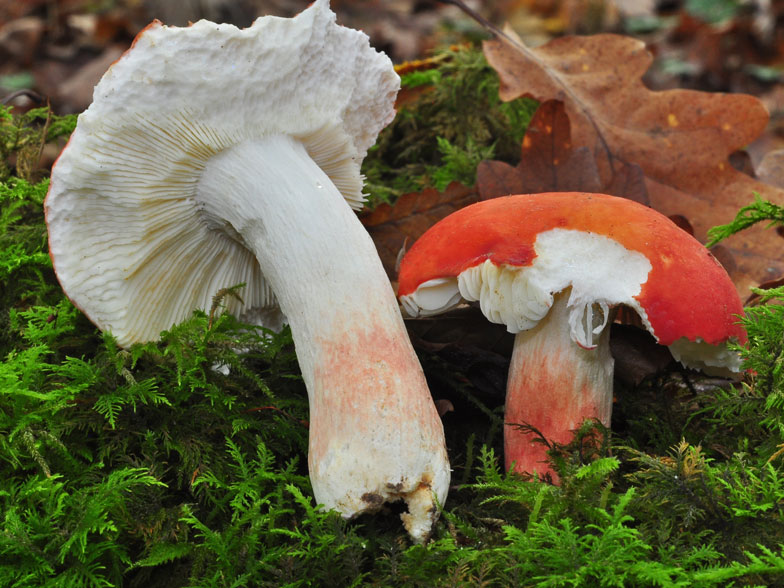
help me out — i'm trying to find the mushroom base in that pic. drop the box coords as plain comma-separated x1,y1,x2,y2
308,319,450,543
505,293,614,482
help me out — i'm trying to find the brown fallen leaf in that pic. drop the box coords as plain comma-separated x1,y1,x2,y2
477,99,648,203
360,182,478,280
477,99,601,198
483,30,784,295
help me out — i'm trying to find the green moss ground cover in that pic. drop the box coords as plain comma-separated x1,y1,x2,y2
2,48,784,586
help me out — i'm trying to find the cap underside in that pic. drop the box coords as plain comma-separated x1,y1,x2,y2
402,227,743,372
403,228,652,347
45,0,399,346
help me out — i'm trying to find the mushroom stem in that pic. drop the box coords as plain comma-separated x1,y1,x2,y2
196,134,450,541
504,292,614,481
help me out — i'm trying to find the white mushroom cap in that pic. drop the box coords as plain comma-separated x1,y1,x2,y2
45,0,399,346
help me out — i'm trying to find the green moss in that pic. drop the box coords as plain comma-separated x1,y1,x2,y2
361,45,538,207
2,99,784,587
0,105,76,182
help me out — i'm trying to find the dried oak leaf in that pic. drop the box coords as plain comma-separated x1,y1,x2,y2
483,31,784,295
477,99,648,203
477,99,601,197
360,182,478,281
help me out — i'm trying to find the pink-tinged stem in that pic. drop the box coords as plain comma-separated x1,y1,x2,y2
308,316,449,538
504,293,614,482
196,135,450,542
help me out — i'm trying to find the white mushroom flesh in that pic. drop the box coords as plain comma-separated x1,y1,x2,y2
403,228,653,347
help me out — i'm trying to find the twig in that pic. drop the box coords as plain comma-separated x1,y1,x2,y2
439,0,502,38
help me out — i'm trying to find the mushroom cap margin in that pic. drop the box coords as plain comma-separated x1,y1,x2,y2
45,0,400,346
397,192,747,350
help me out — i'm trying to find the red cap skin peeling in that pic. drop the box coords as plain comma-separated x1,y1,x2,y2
399,192,746,481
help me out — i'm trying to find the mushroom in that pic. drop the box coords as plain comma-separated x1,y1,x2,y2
44,0,449,542
397,192,746,480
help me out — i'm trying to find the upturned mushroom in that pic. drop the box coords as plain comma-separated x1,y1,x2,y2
398,192,746,480
45,0,449,541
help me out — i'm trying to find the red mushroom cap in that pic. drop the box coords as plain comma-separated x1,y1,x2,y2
398,192,746,349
